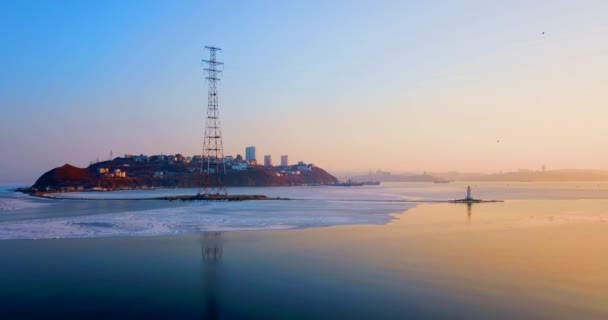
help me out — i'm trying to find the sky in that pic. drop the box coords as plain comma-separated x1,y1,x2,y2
1,0,607,184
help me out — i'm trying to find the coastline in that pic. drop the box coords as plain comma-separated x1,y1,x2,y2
0,186,415,240
4,181,608,240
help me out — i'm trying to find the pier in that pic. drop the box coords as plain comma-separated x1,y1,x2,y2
161,194,272,202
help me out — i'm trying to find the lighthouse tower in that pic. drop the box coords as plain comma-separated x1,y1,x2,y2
466,186,472,200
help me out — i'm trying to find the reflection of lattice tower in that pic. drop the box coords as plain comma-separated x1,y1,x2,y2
201,232,223,262
200,46,227,196
201,231,222,319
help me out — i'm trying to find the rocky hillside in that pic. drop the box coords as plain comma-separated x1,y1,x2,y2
32,160,338,191
33,164,96,189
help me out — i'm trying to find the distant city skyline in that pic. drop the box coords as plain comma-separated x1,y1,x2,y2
263,155,272,167
245,146,256,163
2,1,608,183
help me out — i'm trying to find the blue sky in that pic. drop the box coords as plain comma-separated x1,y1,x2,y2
1,1,608,183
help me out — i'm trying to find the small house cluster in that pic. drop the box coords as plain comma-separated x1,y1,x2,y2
98,167,127,178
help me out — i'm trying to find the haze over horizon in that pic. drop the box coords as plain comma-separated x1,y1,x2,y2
1,0,607,184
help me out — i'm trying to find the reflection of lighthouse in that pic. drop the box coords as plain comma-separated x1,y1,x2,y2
466,186,472,200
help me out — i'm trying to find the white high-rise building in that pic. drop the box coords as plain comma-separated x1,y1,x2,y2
280,155,288,167
245,146,256,162
264,155,273,167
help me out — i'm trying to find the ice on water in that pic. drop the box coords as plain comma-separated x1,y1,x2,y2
0,189,51,211
2,182,607,240
0,186,413,239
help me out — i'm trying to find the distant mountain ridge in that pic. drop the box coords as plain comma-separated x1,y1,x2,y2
349,169,608,182
348,171,442,183
472,169,608,182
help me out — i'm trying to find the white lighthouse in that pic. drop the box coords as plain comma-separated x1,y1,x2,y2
466,186,472,200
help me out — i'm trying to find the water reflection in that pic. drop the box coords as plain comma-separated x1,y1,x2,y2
467,203,472,224
201,232,223,319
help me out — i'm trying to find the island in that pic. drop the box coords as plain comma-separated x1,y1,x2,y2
27,154,338,193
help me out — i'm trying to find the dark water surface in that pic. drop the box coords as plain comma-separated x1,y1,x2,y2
3,199,608,319
1,184,608,319
0,232,520,319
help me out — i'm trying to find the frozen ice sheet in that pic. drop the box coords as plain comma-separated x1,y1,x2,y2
0,199,413,239
0,192,51,212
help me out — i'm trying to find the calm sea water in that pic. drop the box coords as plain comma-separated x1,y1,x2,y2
1,182,607,318
1,182,607,239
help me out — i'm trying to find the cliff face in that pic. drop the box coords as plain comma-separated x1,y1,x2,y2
33,164,96,189
32,160,338,191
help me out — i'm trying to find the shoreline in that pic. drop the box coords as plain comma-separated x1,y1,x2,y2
19,186,503,203
32,190,503,204
31,192,291,202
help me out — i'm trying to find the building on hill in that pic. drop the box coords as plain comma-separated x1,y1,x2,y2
264,155,273,167
134,154,148,162
232,162,247,170
281,155,288,167
297,161,313,171
112,169,126,178
245,146,256,163
150,155,166,162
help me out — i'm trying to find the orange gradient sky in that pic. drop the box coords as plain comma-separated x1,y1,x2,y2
1,1,607,182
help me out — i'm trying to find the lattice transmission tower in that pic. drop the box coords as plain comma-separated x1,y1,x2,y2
199,46,227,196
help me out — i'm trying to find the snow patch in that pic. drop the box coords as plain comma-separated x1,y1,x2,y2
0,200,412,239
